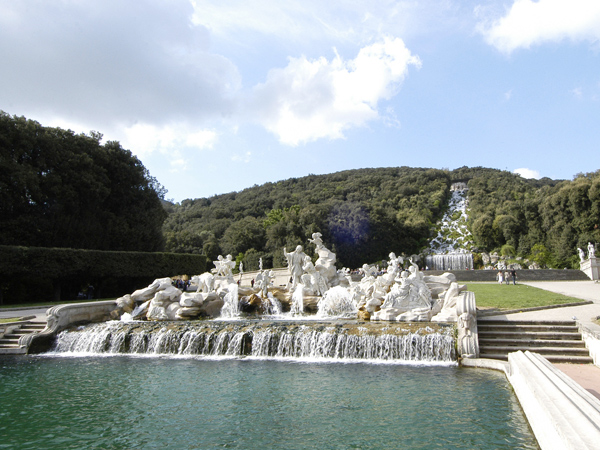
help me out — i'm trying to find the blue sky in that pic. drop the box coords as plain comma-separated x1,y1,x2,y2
1,0,599,202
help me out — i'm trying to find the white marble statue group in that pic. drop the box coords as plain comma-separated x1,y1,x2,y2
282,232,467,323
578,242,596,262
117,232,469,324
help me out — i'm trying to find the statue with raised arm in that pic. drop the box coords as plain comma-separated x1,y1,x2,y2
309,232,337,286
284,245,308,290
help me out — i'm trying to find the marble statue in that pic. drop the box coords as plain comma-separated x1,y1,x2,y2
588,242,595,259
256,270,273,297
310,232,337,286
301,255,328,296
223,254,236,278
213,255,226,276
284,245,308,289
372,259,434,321
114,232,477,325
579,248,586,262
456,291,479,358
191,273,215,293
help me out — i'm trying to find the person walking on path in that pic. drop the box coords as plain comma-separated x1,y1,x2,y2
497,270,504,284
510,269,517,285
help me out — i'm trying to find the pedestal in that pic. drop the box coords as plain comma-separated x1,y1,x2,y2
580,257,600,280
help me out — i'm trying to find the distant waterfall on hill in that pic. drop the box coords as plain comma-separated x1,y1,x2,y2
426,183,474,271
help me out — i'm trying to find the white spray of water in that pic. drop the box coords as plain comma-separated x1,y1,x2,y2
220,283,240,318
290,285,304,315
316,286,357,318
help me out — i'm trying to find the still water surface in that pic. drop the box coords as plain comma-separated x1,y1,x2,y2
0,356,538,449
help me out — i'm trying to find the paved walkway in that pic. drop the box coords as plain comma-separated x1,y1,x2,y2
483,280,600,401
0,307,50,321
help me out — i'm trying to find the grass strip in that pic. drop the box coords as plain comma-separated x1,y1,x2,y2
0,317,23,323
468,283,583,310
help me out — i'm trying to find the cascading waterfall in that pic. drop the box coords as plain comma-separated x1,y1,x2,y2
263,293,282,316
50,321,456,363
425,253,474,271
427,183,475,270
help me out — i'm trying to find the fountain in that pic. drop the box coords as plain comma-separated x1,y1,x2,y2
40,230,480,363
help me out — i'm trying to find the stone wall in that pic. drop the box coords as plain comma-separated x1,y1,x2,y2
423,269,589,282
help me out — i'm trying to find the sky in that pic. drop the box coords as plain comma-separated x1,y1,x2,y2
1,0,599,202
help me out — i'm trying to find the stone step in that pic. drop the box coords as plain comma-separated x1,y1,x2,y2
477,319,592,363
11,327,45,335
479,319,577,325
478,324,579,333
479,338,586,348
0,347,27,355
0,322,46,350
494,354,593,364
480,346,591,356
478,331,583,340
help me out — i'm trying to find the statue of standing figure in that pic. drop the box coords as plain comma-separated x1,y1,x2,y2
588,242,596,259
284,245,308,290
578,248,586,262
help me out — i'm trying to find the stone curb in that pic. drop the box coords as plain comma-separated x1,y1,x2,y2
477,300,593,317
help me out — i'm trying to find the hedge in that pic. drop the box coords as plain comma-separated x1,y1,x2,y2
0,245,208,304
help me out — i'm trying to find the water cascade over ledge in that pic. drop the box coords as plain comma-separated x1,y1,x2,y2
50,320,456,363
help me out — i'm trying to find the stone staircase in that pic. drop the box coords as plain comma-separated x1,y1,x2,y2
477,319,593,363
0,321,47,355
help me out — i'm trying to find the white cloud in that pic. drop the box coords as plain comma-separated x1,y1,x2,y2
478,0,600,53
0,1,240,130
231,151,252,163
514,168,541,179
503,89,513,101
249,36,421,146
191,0,456,44
120,122,217,157
571,87,583,99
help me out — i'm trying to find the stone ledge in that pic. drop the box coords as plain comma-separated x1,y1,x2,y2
507,350,600,450
478,300,593,317
23,300,117,354
459,357,508,372
580,323,600,368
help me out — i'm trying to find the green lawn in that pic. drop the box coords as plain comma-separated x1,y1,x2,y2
468,283,583,311
0,317,25,323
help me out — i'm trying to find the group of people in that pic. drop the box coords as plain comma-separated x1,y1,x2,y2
497,269,517,285
173,278,190,291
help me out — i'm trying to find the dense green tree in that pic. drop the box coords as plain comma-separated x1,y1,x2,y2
0,112,167,251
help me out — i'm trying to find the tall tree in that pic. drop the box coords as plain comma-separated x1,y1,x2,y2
0,111,167,251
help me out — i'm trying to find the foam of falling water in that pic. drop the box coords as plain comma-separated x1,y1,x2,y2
220,283,240,318
316,286,357,318
290,286,304,315
48,321,456,364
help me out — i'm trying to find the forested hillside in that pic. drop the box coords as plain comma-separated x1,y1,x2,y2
162,166,600,270
3,111,597,271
